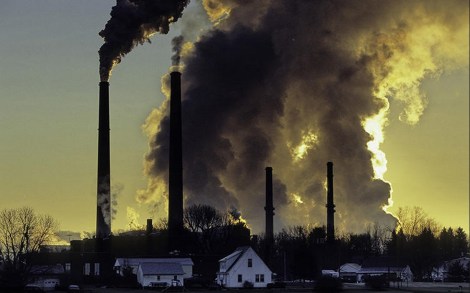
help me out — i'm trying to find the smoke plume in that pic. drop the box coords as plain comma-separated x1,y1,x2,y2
99,0,190,81
140,0,468,233
171,35,185,66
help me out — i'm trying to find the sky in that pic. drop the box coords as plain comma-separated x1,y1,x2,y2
0,0,468,239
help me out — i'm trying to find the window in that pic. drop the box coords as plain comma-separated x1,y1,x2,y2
157,276,161,281
94,263,100,276
255,274,265,282
248,258,252,267
238,274,242,283
65,263,71,272
260,274,264,282
84,263,90,275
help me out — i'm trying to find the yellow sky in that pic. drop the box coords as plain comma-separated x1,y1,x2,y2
0,1,468,236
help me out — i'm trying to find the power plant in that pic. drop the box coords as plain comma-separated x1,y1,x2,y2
96,81,111,239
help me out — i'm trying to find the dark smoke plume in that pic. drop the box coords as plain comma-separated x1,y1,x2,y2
141,0,468,233
171,35,185,66
99,0,190,81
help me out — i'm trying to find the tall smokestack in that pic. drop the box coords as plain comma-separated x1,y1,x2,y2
168,71,183,248
96,81,111,239
265,167,275,242
326,162,335,243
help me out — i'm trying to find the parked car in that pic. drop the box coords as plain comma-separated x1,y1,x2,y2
24,285,45,292
67,284,81,292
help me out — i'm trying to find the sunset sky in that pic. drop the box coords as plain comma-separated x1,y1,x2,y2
0,0,468,238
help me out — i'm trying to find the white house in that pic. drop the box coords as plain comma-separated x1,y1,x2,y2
136,262,186,288
339,263,361,282
114,257,193,278
216,246,272,288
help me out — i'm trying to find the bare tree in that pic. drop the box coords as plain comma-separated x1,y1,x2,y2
183,204,224,233
396,206,440,238
0,207,57,286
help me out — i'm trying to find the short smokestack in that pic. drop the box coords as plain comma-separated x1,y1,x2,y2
326,162,335,243
146,219,153,235
265,167,275,242
96,81,111,239
168,71,183,247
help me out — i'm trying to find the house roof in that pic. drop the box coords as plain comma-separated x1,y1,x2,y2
340,263,361,273
219,246,248,262
30,264,65,275
139,262,185,275
115,258,193,267
219,246,250,272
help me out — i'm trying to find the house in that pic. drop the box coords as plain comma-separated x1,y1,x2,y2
358,257,413,282
28,264,65,291
136,262,186,288
339,263,361,282
114,257,193,278
216,246,272,288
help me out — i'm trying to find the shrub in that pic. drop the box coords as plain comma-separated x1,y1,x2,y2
314,276,342,292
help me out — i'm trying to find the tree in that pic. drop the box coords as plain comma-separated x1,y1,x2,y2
0,207,57,287
183,204,224,234
396,206,440,238
454,227,468,257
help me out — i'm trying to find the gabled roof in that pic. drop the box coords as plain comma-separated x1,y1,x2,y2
30,264,65,275
219,246,249,263
139,262,185,275
340,263,361,273
115,258,193,267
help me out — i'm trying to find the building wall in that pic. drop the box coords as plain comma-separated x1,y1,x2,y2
136,272,184,288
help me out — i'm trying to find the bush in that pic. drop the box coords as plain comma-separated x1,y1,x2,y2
243,281,254,288
364,275,389,290
314,276,342,292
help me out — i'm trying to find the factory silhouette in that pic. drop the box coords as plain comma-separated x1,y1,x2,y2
59,69,340,284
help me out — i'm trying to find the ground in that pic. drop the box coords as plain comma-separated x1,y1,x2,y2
61,282,469,293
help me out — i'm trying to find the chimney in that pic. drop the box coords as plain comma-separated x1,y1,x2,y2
265,167,275,242
168,71,183,247
96,81,111,239
146,219,153,235
326,162,335,243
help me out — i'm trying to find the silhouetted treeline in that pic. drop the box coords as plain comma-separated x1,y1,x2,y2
250,224,469,281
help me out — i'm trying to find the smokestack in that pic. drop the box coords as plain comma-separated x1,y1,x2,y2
146,219,153,235
265,167,275,242
168,71,183,247
96,81,111,239
326,162,335,243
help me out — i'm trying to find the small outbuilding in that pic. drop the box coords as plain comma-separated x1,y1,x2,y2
136,262,185,288
216,246,272,288
358,257,413,282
